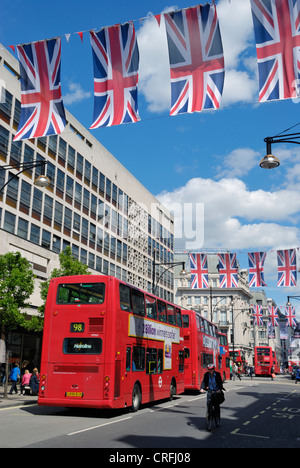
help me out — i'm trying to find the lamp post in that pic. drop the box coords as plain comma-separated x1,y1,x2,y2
260,131,300,169
0,160,49,194
152,249,187,295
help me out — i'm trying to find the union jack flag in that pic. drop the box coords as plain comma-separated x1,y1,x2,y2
164,4,225,116
218,253,238,288
189,253,209,289
277,249,297,287
14,38,66,141
252,305,264,326
248,251,267,287
285,305,297,328
90,22,140,128
268,306,279,327
250,0,300,102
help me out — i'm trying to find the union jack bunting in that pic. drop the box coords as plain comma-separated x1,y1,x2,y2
248,251,267,287
285,305,297,328
189,253,209,289
14,38,66,141
250,0,300,102
164,4,225,116
252,305,264,326
268,306,279,327
90,22,140,128
218,253,238,288
277,249,297,287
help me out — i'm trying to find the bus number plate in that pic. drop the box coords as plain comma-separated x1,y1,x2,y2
70,322,85,333
65,392,83,398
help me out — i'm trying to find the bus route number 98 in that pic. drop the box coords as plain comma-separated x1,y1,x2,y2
70,322,85,333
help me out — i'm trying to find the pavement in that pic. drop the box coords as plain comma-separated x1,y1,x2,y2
0,385,38,409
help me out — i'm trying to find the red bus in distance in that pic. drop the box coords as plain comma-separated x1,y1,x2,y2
229,350,245,373
38,275,185,411
218,332,230,381
182,309,220,391
255,346,280,376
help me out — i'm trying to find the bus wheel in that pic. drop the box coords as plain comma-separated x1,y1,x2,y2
131,383,141,412
169,379,176,401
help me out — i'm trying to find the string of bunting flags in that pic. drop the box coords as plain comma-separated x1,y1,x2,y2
190,249,298,290
3,0,300,140
190,249,299,329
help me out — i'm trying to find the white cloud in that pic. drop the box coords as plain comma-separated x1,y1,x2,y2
157,177,300,250
215,147,260,178
63,82,91,106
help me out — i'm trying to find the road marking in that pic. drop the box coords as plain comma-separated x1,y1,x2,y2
68,416,132,436
231,428,269,439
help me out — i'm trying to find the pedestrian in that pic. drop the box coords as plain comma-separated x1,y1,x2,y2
250,366,255,380
295,367,300,384
8,363,20,395
29,368,39,396
21,369,32,395
271,366,275,381
233,363,241,381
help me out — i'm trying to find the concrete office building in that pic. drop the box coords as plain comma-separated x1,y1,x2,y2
0,45,174,364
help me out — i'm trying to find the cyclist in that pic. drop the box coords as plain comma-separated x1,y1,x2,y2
200,364,225,418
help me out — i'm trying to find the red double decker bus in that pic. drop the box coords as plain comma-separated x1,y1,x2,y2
182,310,220,391
218,332,230,381
255,346,280,376
38,275,185,411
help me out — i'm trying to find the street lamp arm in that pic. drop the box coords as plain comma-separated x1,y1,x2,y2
0,160,48,193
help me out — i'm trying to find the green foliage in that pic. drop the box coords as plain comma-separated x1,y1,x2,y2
39,246,91,314
0,252,36,337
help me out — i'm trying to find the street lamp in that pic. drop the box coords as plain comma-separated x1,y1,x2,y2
286,295,300,306
260,131,300,169
152,249,187,295
0,160,49,193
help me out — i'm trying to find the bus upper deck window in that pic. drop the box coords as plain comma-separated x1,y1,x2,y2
132,289,145,316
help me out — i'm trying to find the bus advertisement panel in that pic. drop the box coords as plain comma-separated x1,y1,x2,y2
182,310,219,391
38,275,185,411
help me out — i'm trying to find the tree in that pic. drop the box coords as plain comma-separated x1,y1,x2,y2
0,252,35,397
39,246,91,314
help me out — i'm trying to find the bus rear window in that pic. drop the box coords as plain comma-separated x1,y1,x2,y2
63,338,102,354
57,283,105,304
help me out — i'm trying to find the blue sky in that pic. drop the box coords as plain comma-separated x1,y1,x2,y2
1,0,300,319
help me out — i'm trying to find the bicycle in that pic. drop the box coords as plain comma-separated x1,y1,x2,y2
205,389,221,431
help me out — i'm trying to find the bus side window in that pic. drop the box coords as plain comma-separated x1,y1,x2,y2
182,314,189,328
175,308,182,327
167,305,175,325
146,348,157,375
146,295,157,320
126,347,131,372
119,284,131,312
132,346,145,371
157,300,167,323
132,289,145,316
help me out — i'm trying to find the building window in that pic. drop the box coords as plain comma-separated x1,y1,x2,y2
30,224,40,245
17,217,28,239
42,229,51,249
3,211,16,233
